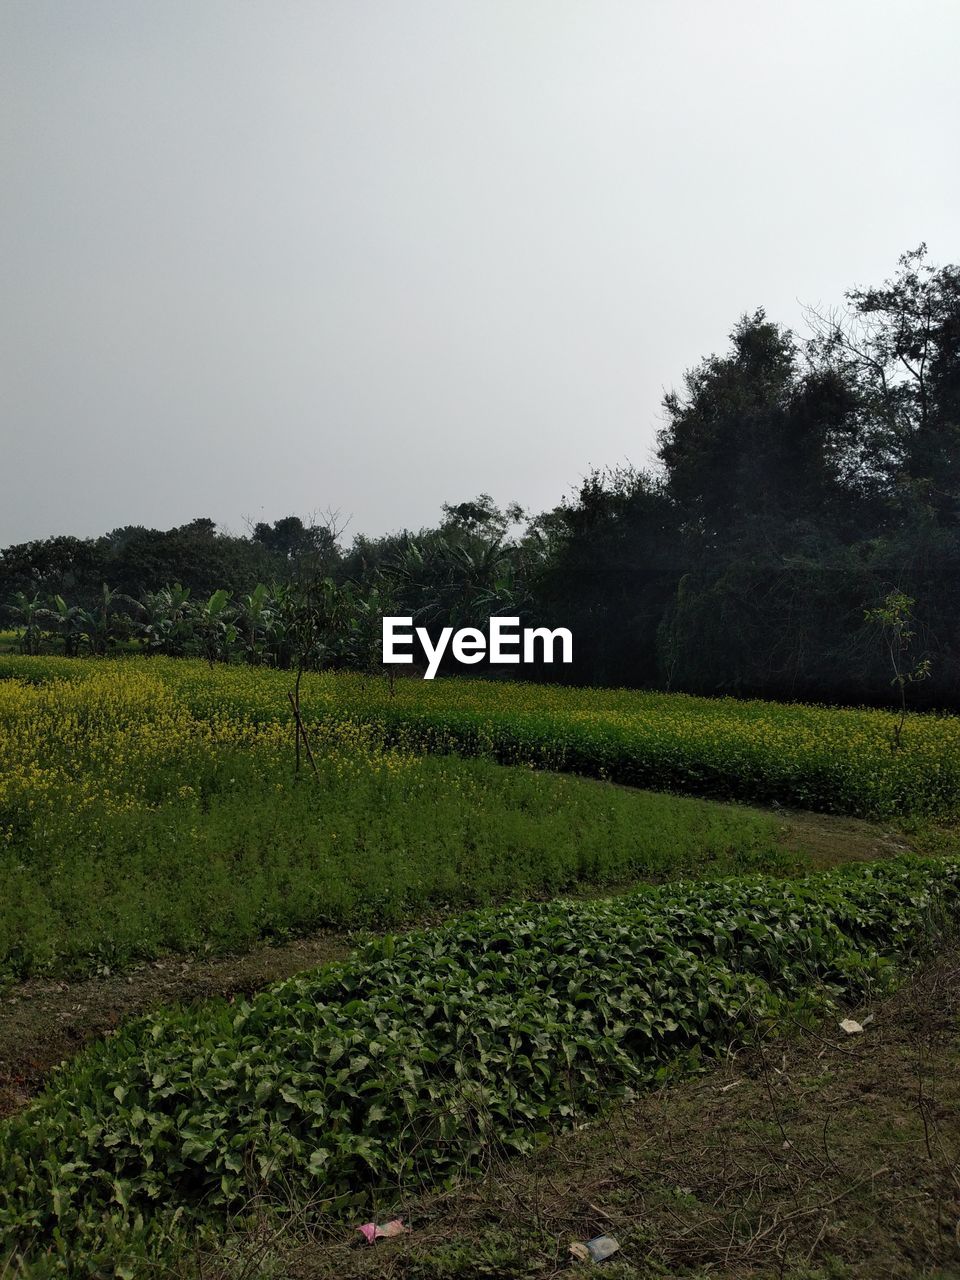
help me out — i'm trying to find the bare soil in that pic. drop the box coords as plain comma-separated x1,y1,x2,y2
0,932,350,1117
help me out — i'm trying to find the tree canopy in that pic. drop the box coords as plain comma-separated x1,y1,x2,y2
3,248,958,707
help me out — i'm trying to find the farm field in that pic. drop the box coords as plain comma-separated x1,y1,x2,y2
4,5,957,1273
0,658,805,983
1,657,959,1275
4,654,958,983
2,857,959,1274
259,949,960,1280
4,653,960,819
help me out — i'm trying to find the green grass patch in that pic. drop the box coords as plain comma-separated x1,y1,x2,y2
0,662,788,981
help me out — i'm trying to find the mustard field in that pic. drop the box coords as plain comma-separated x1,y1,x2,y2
0,658,792,979
4,653,958,817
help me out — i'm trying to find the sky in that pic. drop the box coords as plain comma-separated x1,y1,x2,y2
1,0,958,548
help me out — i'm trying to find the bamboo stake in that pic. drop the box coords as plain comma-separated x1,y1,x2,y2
287,689,320,778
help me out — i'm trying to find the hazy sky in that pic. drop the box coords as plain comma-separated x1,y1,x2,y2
2,1,957,547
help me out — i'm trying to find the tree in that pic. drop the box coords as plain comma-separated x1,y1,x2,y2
532,468,680,686
864,591,931,750
657,311,862,549
8,592,44,655
806,245,960,516
252,515,341,578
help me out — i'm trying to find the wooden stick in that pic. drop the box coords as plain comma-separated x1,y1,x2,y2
287,690,320,778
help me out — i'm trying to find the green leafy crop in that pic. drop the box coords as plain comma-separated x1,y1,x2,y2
2,856,958,1274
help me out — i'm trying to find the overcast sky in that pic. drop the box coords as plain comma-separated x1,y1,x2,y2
1,1,957,547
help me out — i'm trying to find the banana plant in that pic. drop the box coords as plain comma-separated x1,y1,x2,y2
235,583,273,664
9,591,44,655
36,595,87,657
136,584,194,655
79,584,138,655
259,584,296,668
191,589,239,665
334,583,397,674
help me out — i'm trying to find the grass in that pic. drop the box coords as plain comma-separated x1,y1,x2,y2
0,633,140,656
0,803,913,1120
0,660,792,981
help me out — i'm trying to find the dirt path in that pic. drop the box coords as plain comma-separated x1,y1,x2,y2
772,804,918,866
0,931,350,1117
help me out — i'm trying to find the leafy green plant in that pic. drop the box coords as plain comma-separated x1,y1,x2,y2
7,593,45,656
1,856,957,1274
35,595,87,657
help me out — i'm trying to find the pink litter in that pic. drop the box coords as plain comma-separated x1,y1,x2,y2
356,1217,410,1244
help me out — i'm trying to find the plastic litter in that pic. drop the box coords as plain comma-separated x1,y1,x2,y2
356,1217,409,1244
839,1018,864,1035
569,1234,620,1263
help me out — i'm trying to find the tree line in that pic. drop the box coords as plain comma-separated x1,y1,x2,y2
3,247,958,708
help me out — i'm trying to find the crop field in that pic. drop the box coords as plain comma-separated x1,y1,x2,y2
1,657,959,1276
2,858,960,1273
0,659,795,982
3,653,960,819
